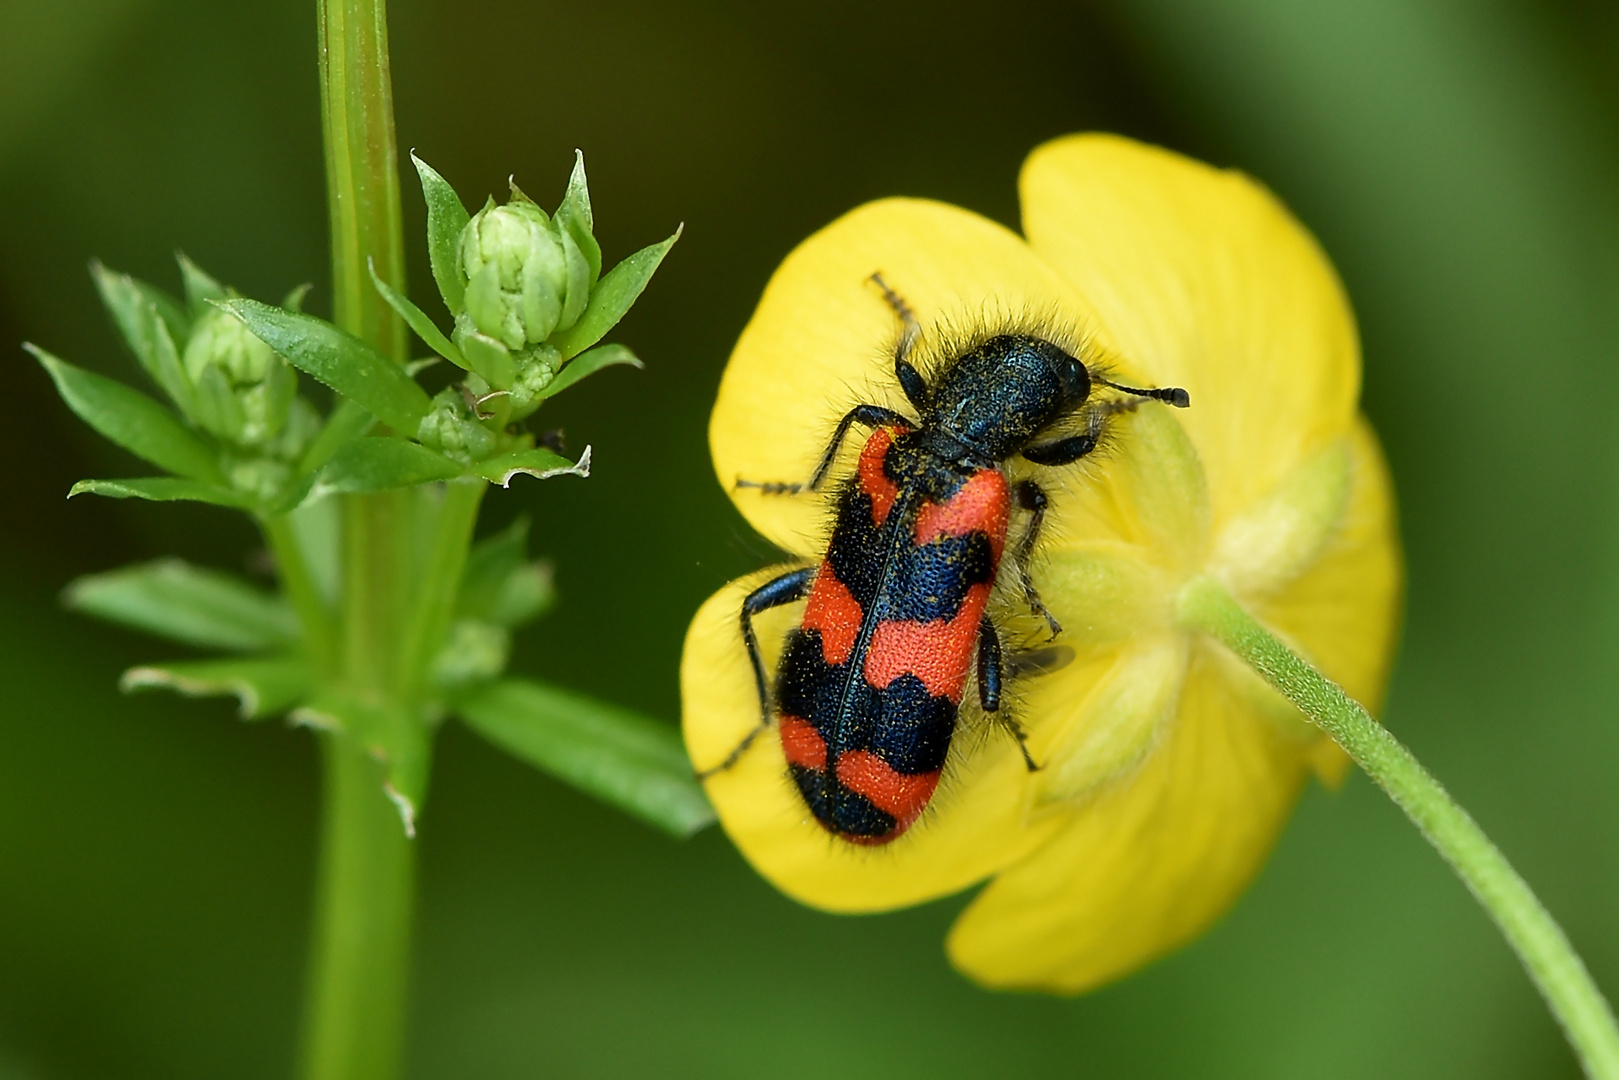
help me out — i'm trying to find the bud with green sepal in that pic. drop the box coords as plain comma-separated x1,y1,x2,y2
371,151,678,426
33,255,326,514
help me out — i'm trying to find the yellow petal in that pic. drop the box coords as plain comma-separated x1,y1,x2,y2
710,198,1095,556
682,569,1068,912
1020,134,1360,532
945,643,1310,992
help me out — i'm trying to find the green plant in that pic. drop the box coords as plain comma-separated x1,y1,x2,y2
27,1,703,1078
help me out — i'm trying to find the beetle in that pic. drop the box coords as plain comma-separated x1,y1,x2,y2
703,275,1190,845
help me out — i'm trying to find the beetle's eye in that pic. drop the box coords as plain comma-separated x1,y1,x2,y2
1054,352,1090,401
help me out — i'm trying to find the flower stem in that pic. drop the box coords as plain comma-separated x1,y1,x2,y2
301,0,416,1078
1178,576,1619,1080
298,735,415,1080
316,0,406,361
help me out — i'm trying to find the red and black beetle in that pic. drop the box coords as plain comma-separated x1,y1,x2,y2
705,276,1189,844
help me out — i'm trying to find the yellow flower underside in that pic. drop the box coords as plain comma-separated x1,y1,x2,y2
684,134,1402,993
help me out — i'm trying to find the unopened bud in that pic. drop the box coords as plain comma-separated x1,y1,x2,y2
456,196,573,351
183,306,294,447
417,387,498,463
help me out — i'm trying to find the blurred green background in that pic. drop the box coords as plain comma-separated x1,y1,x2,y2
1,0,1616,1076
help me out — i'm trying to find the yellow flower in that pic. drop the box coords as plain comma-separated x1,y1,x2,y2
681,133,1402,993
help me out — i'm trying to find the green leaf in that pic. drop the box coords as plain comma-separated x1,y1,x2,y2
218,299,433,433
298,399,376,476
475,445,591,487
459,518,556,628
121,655,314,719
412,152,471,316
69,476,253,508
554,149,601,285
176,252,227,317
89,262,195,411
292,693,429,835
29,345,220,481
312,436,465,497
538,343,642,401
550,225,681,361
368,258,467,370
457,330,516,389
64,558,301,651
457,678,714,837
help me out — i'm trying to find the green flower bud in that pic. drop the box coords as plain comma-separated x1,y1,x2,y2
184,304,277,384
417,387,497,464
225,456,293,503
182,305,295,448
431,619,511,690
506,344,561,413
456,196,571,350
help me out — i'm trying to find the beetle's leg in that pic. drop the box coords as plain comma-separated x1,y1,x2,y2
870,272,928,412
1021,431,1099,467
1007,643,1075,679
977,614,1004,713
735,403,911,495
1009,479,1063,638
696,566,817,779
977,614,1039,771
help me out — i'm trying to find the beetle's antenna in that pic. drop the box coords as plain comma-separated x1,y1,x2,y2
1097,378,1191,408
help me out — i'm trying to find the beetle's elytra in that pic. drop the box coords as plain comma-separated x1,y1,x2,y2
704,276,1189,844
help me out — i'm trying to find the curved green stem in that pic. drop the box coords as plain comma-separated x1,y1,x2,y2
1178,576,1619,1080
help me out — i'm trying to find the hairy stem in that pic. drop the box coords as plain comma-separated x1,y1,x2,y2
1178,576,1619,1080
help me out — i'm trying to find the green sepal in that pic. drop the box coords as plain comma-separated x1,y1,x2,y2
88,264,195,414
475,445,591,487
456,677,714,838
367,258,467,370
64,558,301,652
550,225,681,360
218,299,433,433
91,260,189,351
538,343,642,401
176,253,227,317
121,655,314,719
68,476,253,509
554,223,590,332
281,282,314,313
554,150,601,286
311,436,465,498
459,518,556,628
297,399,376,476
457,330,516,389
29,345,220,482
292,693,430,836
411,152,471,316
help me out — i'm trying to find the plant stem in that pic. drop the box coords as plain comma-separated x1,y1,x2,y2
303,0,415,1078
1178,576,1619,1080
263,513,337,677
316,0,406,360
398,479,485,700
298,736,415,1080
